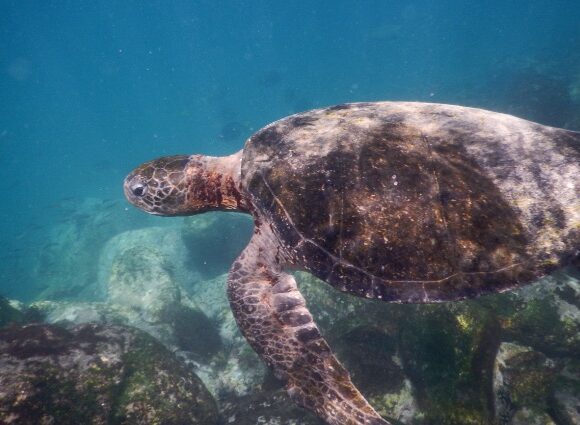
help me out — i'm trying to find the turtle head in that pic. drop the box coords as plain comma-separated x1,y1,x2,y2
124,153,247,216
124,155,193,216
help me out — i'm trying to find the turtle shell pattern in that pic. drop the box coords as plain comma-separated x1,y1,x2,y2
241,102,580,302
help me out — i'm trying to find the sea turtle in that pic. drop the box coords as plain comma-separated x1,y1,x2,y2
124,102,580,425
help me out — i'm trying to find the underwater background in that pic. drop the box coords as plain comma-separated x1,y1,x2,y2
1,1,579,424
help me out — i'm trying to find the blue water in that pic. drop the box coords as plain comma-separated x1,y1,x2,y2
1,0,579,300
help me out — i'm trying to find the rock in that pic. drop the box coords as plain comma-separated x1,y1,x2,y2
107,241,223,361
188,273,231,320
30,232,243,399
552,386,580,425
33,225,222,352
108,245,182,322
31,300,118,326
0,323,219,425
31,198,155,302
32,242,224,364
159,304,223,362
188,273,267,397
181,212,252,278
502,270,580,357
396,302,500,425
550,360,580,425
0,297,23,328
335,325,404,397
0,297,44,328
511,408,556,425
98,226,194,298
493,342,559,424
220,389,323,425
327,322,417,422
30,237,233,400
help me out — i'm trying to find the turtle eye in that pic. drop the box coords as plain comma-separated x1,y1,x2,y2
131,183,147,197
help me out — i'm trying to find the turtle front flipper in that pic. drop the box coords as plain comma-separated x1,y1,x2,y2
227,229,391,425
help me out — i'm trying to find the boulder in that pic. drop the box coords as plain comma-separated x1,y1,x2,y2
0,323,219,424
502,270,580,357
220,389,323,425
0,297,23,328
511,408,556,425
31,198,156,302
493,342,559,424
550,360,580,425
32,240,224,364
105,233,222,361
181,212,252,278
98,226,193,297
187,273,267,397
20,214,580,425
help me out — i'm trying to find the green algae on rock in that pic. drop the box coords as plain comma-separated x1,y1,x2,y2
293,270,580,425
0,323,219,425
108,244,223,359
551,362,580,425
502,272,580,357
15,246,578,424
493,342,559,424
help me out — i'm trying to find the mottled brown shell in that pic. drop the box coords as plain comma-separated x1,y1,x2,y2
241,102,580,302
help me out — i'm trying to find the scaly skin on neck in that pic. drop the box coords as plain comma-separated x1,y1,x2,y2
186,151,250,213
124,150,250,216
